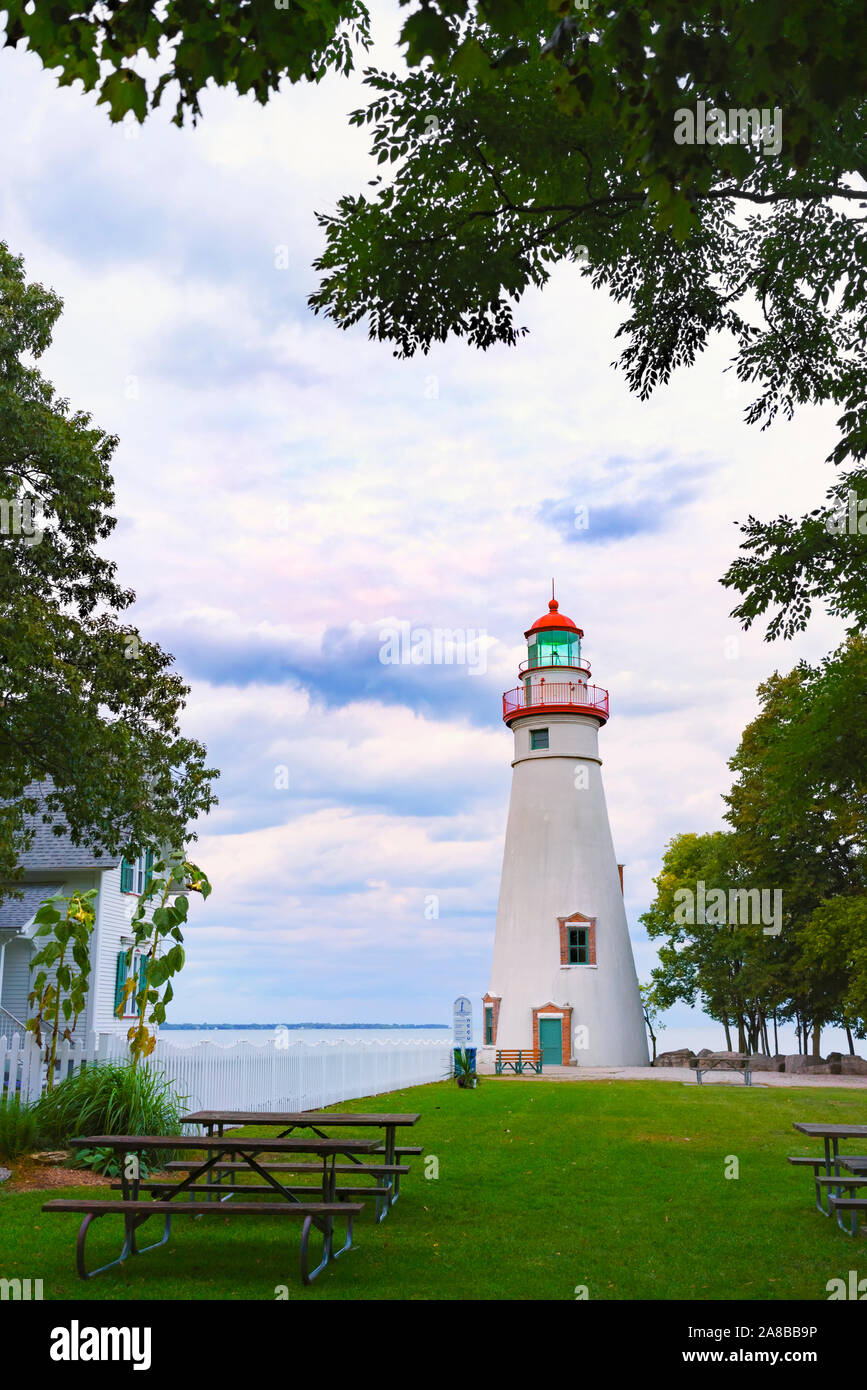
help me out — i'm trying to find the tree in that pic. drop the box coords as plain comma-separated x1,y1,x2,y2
640,830,782,1054
639,981,665,1063
0,244,218,897
6,4,866,636
306,4,866,639
26,889,97,1089
0,0,370,125
120,856,212,1066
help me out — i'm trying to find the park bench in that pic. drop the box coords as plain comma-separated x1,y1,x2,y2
690,1053,752,1085
495,1049,543,1075
42,1132,380,1284
164,1158,410,1214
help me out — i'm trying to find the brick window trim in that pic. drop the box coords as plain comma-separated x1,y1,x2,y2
558,911,597,966
532,1004,574,1064
482,994,501,1045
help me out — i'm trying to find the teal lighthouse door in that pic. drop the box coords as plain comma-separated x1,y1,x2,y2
538,1017,563,1065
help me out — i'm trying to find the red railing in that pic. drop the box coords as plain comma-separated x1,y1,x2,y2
502,682,609,722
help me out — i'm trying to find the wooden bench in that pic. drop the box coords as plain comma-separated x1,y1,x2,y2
690,1053,752,1085
42,1197,364,1284
495,1049,542,1075
829,1195,867,1236
165,1159,412,1214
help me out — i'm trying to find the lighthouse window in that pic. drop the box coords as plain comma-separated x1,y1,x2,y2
484,1006,493,1045
568,927,589,964
530,728,549,750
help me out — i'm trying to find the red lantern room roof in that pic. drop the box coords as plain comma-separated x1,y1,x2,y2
524,599,584,640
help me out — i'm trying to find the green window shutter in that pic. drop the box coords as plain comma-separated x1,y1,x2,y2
144,849,154,888
138,954,148,1002
120,858,133,893
485,1007,493,1045
114,951,128,1016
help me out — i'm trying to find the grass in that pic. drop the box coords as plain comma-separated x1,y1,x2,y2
1,1078,865,1301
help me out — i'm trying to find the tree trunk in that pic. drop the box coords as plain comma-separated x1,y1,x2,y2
773,1010,779,1055
846,1025,855,1056
723,1016,732,1051
812,1023,822,1059
737,1016,746,1053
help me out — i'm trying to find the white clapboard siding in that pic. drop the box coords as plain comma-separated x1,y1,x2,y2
1,1031,453,1110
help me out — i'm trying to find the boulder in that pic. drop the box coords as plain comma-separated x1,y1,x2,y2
784,1055,827,1073
0,1167,11,1183
840,1056,867,1076
653,1049,694,1068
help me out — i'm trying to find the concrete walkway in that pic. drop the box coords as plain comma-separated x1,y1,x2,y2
478,1063,867,1089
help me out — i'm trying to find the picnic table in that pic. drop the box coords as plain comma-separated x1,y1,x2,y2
690,1053,752,1085
42,1132,380,1284
790,1123,867,1232
181,1110,422,1215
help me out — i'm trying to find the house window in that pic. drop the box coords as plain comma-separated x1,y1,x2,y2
114,949,148,1019
530,728,549,750
120,850,154,894
568,927,589,964
484,1005,493,1045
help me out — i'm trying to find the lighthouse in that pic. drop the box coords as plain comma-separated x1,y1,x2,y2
481,594,649,1068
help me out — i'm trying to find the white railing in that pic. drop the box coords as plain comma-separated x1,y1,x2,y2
0,1031,453,1111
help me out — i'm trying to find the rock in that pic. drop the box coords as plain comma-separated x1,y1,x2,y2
653,1049,694,1068
30,1151,68,1165
0,1167,11,1183
840,1056,867,1076
750,1054,787,1072
784,1055,827,1073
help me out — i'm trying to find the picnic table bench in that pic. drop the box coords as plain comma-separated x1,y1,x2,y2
790,1123,867,1233
690,1053,752,1085
42,1133,379,1284
495,1049,542,1075
181,1110,421,1215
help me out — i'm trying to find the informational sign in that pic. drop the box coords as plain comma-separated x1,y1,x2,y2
452,996,473,1047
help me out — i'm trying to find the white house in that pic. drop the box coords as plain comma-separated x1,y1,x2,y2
480,596,649,1068
0,782,164,1042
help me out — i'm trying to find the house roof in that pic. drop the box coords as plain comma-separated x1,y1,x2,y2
13,781,123,873
0,882,64,931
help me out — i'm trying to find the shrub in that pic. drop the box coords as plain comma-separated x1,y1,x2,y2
34,1061,186,1172
0,1093,39,1159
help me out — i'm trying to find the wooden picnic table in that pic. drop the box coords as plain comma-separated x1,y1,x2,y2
43,1132,380,1284
791,1123,867,1226
181,1110,422,1212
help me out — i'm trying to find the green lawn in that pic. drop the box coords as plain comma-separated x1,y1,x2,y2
2,1078,865,1300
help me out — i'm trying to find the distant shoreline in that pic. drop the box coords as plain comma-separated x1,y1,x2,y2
161,1023,449,1030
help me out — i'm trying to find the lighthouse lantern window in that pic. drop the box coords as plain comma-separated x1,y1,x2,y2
528,627,580,669
568,927,589,964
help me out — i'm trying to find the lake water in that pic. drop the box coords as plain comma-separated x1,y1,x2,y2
159,1028,458,1047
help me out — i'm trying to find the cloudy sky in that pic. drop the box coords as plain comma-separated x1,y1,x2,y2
2,4,847,1048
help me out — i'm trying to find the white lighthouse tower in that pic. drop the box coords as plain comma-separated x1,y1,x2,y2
481,593,649,1068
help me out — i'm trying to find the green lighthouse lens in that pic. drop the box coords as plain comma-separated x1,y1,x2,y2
528,629,580,668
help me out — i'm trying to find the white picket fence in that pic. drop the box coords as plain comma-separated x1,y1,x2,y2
0,1031,453,1112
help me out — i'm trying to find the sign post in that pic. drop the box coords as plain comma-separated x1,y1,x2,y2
452,996,473,1046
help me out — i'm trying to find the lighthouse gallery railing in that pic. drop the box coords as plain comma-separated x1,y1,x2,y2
502,682,609,720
